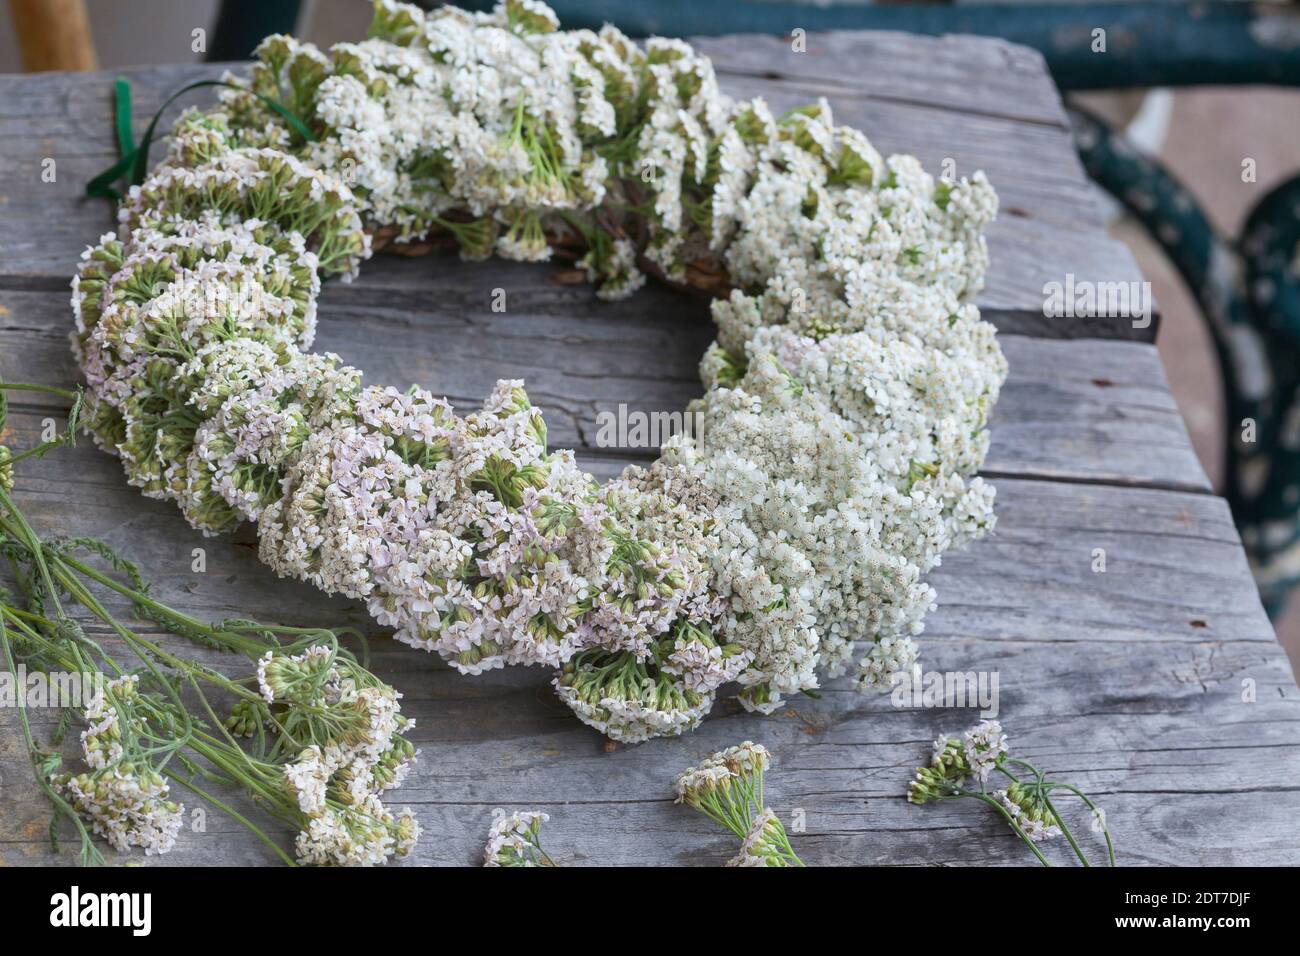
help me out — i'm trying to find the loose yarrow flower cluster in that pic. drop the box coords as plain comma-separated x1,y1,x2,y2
55,675,184,856
58,642,420,867
907,721,1115,866
71,0,1006,741
483,810,553,866
257,645,420,866
674,741,803,866
0,402,419,866
0,445,13,494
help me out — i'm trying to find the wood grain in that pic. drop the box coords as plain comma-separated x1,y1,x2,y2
0,44,1148,338
0,282,1205,491
0,457,1293,865
693,31,1066,127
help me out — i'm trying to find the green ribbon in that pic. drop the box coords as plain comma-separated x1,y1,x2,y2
86,76,318,201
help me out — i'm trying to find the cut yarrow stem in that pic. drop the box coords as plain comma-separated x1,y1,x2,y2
0,390,419,866
906,720,1116,867
675,741,803,866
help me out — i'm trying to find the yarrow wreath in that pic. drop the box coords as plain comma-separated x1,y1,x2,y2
71,0,1006,743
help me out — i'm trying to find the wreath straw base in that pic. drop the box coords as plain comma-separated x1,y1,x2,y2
72,0,1006,743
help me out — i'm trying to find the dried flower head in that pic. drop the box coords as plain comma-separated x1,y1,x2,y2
995,784,1062,843
0,445,13,494
675,741,802,865
963,720,1008,781
484,810,552,867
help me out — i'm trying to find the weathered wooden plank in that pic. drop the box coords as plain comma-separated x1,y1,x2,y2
0,400,1263,660
0,52,1149,338
0,284,1207,491
3,781,1296,867
0,402,1273,651
0,404,1259,648
5,623,1298,868
1,474,1294,865
0,420,1290,866
693,30,1067,128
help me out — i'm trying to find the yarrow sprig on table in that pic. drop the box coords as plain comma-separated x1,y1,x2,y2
675,741,803,866
72,0,1006,742
906,720,1116,866
0,380,419,865
483,810,553,867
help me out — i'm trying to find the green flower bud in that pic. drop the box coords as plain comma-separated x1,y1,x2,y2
0,446,16,493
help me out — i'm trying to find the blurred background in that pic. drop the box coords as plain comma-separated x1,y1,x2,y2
4,0,1300,664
